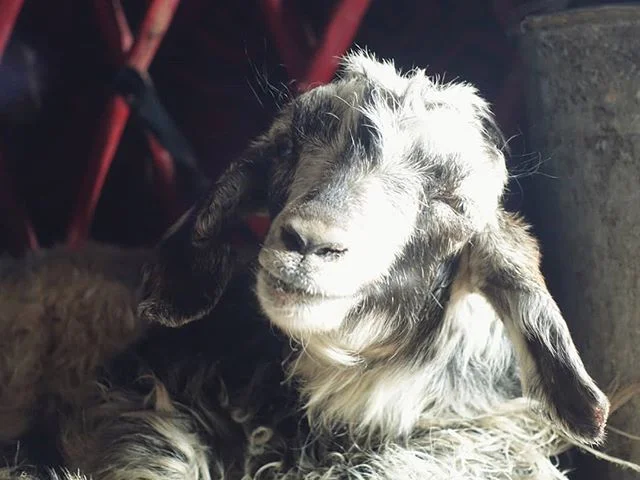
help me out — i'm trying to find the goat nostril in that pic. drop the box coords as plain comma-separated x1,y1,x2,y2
280,224,307,253
313,245,348,257
279,224,347,257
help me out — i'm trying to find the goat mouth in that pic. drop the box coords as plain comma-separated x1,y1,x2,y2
258,269,343,301
260,270,318,298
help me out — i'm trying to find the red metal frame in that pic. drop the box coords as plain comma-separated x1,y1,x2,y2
261,0,371,92
299,0,371,90
93,0,133,65
66,0,181,249
261,0,310,84
0,0,371,253
96,0,181,220
0,0,24,62
2,0,525,253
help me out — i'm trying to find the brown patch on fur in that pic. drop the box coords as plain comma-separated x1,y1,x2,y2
0,243,152,442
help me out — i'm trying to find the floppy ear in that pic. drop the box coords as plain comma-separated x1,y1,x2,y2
137,141,271,327
469,212,610,445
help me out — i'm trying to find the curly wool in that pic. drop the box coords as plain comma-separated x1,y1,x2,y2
243,399,570,480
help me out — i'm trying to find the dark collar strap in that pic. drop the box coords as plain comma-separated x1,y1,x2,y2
113,66,211,198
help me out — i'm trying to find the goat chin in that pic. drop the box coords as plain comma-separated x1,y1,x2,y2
255,269,358,336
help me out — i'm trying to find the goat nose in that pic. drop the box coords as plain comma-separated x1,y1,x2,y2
279,223,348,257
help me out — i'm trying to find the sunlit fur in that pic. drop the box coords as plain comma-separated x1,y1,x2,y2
252,51,608,445
2,51,610,479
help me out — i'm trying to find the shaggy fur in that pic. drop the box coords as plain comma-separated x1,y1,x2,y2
2,51,613,479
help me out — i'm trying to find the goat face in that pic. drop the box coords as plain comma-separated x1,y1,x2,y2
255,57,507,336
139,51,609,446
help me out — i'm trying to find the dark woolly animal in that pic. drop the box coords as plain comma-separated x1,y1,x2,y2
1,51,609,480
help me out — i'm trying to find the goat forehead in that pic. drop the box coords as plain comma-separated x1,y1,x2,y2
293,82,379,161
289,89,395,175
286,76,501,202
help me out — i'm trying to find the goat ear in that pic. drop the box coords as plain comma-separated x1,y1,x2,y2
470,212,610,445
138,145,270,327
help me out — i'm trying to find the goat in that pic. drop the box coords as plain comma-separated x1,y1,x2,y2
2,51,610,480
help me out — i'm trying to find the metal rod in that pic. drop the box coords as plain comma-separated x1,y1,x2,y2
66,0,181,248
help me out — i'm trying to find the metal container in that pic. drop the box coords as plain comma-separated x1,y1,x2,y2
518,5,640,479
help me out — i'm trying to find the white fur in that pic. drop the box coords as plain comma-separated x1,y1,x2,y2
255,270,358,335
287,277,516,441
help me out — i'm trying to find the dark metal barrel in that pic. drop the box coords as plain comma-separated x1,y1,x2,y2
518,5,640,479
